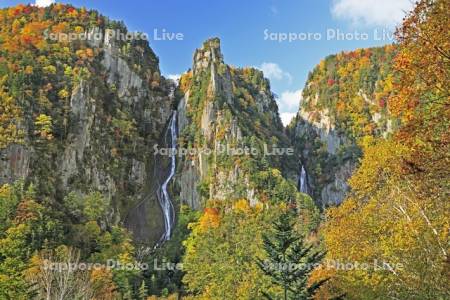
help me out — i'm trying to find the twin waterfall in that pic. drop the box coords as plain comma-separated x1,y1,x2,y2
158,111,177,243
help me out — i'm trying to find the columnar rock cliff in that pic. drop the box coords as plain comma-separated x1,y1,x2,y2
176,38,297,209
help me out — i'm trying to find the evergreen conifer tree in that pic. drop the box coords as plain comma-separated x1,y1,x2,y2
257,210,328,300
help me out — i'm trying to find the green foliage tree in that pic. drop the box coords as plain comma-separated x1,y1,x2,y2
83,191,110,222
0,75,23,149
0,183,63,299
0,182,21,232
257,210,327,300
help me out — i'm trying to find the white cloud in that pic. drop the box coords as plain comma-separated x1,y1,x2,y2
279,89,302,111
166,74,181,82
280,113,296,126
259,62,292,84
331,0,413,27
276,89,302,126
35,0,55,7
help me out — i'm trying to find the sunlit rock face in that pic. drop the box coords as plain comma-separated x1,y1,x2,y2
176,38,290,209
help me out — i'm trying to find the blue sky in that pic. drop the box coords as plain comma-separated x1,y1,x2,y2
1,0,413,124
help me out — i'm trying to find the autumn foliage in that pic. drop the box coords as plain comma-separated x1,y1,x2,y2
321,1,450,299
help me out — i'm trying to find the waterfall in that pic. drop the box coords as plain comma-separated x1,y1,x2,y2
158,111,177,242
299,165,309,194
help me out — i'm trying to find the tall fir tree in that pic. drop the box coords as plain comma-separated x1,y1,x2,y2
257,209,328,300
138,280,148,300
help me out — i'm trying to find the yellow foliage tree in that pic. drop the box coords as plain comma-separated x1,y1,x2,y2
34,114,53,140
321,1,449,299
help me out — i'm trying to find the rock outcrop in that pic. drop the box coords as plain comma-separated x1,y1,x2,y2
176,38,291,209
290,105,356,206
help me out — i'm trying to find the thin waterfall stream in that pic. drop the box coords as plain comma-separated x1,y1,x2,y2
158,110,177,243
299,165,309,194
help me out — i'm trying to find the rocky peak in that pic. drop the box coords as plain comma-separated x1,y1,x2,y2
176,38,293,211
193,37,224,74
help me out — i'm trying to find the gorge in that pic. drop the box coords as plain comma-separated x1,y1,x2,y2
0,5,404,257
0,1,448,299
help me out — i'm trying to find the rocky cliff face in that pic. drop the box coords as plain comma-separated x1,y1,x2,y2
0,18,174,236
176,38,294,209
290,108,355,206
288,46,396,206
